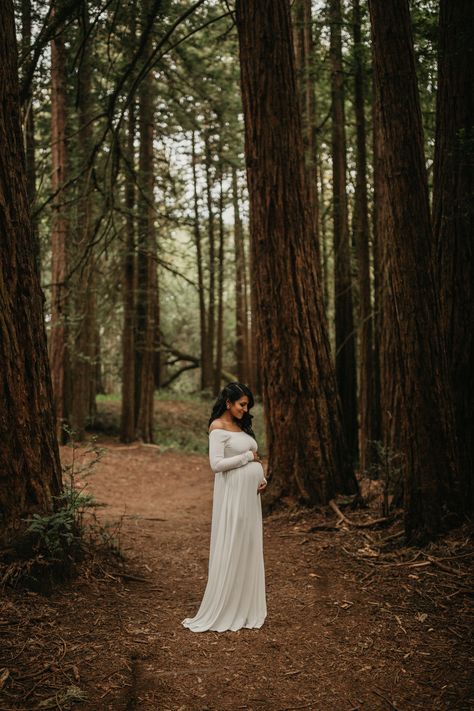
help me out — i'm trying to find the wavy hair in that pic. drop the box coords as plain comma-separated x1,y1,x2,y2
208,382,256,437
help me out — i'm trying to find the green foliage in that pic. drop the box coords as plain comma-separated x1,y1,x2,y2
1,433,123,590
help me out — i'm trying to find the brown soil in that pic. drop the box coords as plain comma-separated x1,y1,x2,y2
1,437,473,711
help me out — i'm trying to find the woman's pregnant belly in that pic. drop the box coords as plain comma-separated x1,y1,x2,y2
244,460,265,484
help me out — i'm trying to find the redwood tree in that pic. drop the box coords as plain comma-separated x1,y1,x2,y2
0,0,62,546
369,0,460,542
352,0,374,473
236,0,357,506
432,0,474,513
49,5,70,443
135,0,158,442
329,0,358,463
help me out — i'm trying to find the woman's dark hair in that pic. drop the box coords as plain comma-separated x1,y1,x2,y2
208,382,255,437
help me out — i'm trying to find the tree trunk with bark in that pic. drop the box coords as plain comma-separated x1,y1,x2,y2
204,129,215,391
191,131,209,390
214,159,225,395
232,166,249,383
20,0,38,262
70,1,97,440
293,0,321,257
368,0,460,543
329,0,358,464
135,0,157,442
120,102,137,442
352,0,374,474
0,0,62,547
49,7,70,443
236,0,358,507
432,0,474,513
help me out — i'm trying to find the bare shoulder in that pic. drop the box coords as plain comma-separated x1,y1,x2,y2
209,419,225,433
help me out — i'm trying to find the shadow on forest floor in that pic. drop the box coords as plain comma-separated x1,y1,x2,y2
1,400,473,710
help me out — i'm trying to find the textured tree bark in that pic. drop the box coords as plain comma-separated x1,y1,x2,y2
0,0,62,547
70,0,97,440
135,0,157,442
49,6,71,443
120,102,137,443
432,0,474,514
232,166,248,384
214,160,225,395
369,0,460,543
20,0,38,261
191,130,209,390
352,0,374,474
236,0,357,506
329,0,358,464
204,129,215,391
293,0,321,256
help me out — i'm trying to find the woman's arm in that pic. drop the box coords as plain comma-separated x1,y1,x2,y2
208,430,254,473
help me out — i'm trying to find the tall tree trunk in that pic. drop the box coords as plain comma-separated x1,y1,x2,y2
214,160,225,395
368,0,460,543
70,0,97,440
371,90,383,450
204,129,215,391
352,0,374,474
120,102,137,442
432,0,474,514
20,0,38,263
247,239,261,396
293,0,321,255
49,7,70,443
135,0,157,442
236,0,358,507
319,157,330,311
191,130,209,390
232,166,248,383
0,0,62,547
329,0,358,463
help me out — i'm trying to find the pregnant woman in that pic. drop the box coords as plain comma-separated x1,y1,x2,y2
182,382,267,632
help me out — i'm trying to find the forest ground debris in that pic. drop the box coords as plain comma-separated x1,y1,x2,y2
0,402,472,710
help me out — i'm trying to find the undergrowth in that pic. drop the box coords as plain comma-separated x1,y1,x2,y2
1,430,124,592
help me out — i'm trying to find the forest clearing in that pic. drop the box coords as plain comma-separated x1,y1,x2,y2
1,0,473,709
1,400,473,711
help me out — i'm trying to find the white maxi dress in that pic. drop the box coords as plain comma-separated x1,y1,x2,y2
181,428,267,632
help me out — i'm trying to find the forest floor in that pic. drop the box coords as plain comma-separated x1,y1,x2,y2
1,400,473,711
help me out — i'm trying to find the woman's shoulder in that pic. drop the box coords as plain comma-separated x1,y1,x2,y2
208,418,227,434
208,419,239,435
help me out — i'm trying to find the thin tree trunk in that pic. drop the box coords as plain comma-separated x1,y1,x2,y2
319,156,330,311
49,7,70,443
191,130,209,390
432,0,474,514
236,0,358,507
368,0,460,543
120,101,137,442
214,159,225,395
329,0,358,463
232,165,248,383
0,0,62,546
352,0,374,474
204,129,215,391
20,0,38,263
70,0,96,440
135,0,157,442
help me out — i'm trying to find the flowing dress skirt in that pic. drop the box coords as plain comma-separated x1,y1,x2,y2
182,455,266,632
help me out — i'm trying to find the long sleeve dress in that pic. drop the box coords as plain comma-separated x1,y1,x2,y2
181,428,267,632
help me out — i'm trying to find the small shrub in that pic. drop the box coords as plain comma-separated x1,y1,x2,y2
2,430,121,590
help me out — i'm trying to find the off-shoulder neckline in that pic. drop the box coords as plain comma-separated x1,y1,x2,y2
208,428,249,435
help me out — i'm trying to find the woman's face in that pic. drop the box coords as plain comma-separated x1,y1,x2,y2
228,396,250,420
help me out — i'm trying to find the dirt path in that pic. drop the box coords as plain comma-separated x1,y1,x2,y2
1,440,472,710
